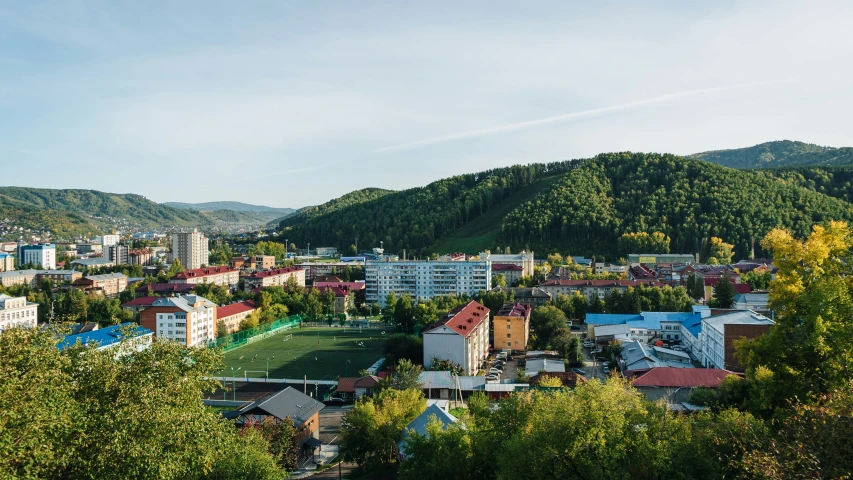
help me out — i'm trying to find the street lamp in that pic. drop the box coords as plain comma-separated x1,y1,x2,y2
265,356,275,379
358,342,366,364
345,359,351,377
229,367,241,401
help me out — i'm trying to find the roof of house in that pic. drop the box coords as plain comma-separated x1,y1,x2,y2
135,282,196,295
540,279,665,288
423,300,490,338
121,296,159,307
490,286,551,299
587,313,642,325
631,367,734,388
314,281,366,291
336,377,358,393
354,375,381,388
703,310,774,328
492,263,524,272
495,302,530,318
419,371,455,390
150,294,216,312
529,371,587,387
733,293,769,305
85,272,128,281
524,357,566,375
247,266,303,279
314,275,345,283
57,322,152,351
704,278,751,294
217,300,256,318
173,266,237,279
238,387,323,426
398,404,458,451
653,346,691,359
593,324,632,337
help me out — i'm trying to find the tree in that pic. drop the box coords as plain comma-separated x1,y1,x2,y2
709,237,734,264
427,358,464,376
546,252,563,266
537,376,565,387
240,311,260,331
570,293,588,321
216,319,228,338
384,359,424,391
529,306,567,349
383,334,423,366
741,269,771,291
398,419,478,480
491,273,507,288
241,417,298,472
381,292,397,324
712,273,736,309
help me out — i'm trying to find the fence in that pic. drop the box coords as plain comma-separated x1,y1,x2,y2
210,314,302,353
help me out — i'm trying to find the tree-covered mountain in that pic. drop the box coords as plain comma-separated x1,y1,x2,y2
271,188,396,229
165,201,295,215
689,140,853,169
274,153,853,261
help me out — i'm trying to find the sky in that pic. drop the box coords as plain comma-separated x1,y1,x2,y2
1,1,852,208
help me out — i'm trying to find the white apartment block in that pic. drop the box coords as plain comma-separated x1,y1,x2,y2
17,244,56,270
700,310,774,370
366,260,491,305
0,294,39,332
479,251,534,277
95,234,121,247
423,301,491,375
171,229,209,270
140,295,216,347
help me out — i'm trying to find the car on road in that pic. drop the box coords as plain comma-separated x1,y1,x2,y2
603,366,610,374
323,398,347,406
583,341,595,348
485,374,499,381
571,368,585,375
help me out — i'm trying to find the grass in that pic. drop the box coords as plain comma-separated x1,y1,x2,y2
432,175,564,254
220,326,388,380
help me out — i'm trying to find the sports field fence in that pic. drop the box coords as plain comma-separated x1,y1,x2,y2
210,314,302,353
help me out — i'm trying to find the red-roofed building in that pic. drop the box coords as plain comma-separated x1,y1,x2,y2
423,300,490,375
216,300,256,335
334,377,358,401
354,375,381,399
121,296,159,314
494,302,531,353
630,367,738,403
169,266,239,289
135,282,196,298
539,279,666,301
491,263,525,285
243,266,306,291
315,281,366,309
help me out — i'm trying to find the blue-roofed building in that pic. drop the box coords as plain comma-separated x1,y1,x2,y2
57,322,153,353
587,307,711,347
398,404,459,461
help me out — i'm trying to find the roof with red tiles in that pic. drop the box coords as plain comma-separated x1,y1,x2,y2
173,266,237,279
314,281,366,291
135,283,196,294
492,263,524,272
424,300,490,338
495,302,531,317
354,375,381,388
336,377,358,393
540,279,665,288
631,367,735,388
704,278,751,293
247,266,303,279
217,300,256,318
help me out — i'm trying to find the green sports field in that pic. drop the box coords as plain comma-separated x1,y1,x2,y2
219,326,387,380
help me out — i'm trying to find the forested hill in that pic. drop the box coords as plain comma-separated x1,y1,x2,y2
272,188,396,228
274,153,853,261
165,201,295,215
689,140,853,169
500,153,853,259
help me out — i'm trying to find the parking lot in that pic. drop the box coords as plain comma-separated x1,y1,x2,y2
484,351,519,382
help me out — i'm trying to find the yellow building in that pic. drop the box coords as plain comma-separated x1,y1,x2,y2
494,303,531,354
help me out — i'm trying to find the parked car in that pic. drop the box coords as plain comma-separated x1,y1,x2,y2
323,398,347,406
603,366,610,374
583,341,595,348
671,345,683,351
571,368,585,375
489,368,502,375
485,374,499,381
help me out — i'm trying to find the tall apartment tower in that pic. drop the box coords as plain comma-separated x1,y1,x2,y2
17,243,56,270
171,229,209,270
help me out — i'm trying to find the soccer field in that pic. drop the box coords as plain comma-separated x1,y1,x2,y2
220,326,387,380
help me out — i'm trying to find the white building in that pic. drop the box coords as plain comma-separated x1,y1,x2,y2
479,251,534,277
95,234,121,247
140,295,217,347
423,301,490,375
171,229,209,270
0,294,39,332
17,243,56,269
701,310,774,370
366,260,491,305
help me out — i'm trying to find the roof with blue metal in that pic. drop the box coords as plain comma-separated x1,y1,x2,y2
399,404,458,451
57,322,152,351
586,313,641,325
626,318,661,330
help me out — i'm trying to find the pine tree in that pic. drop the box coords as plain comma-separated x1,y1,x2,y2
712,274,736,308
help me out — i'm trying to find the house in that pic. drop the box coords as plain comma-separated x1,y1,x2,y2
0,294,38,333
56,322,153,353
224,387,324,452
229,256,247,269
702,277,751,302
419,371,457,400
72,273,128,297
0,252,14,272
216,300,256,335
491,263,525,285
121,296,159,314
732,293,769,313
398,404,458,461
334,377,358,402
494,303,531,354
135,282,196,297
630,367,735,403
314,281,366,307
489,286,552,307
525,357,566,376
701,310,774,371
423,301,490,375
539,279,666,302
244,266,306,291
139,294,217,347
169,266,239,290
354,375,381,398
619,341,694,375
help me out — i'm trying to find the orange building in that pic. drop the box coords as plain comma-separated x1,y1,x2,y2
494,302,531,354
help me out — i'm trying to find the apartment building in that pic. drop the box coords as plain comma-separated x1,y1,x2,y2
365,260,491,305
0,252,14,272
539,279,665,301
479,251,534,276
103,244,129,265
17,243,56,269
171,229,209,270
491,263,524,285
0,269,81,288
244,266,306,291
494,303,531,353
139,295,217,347
170,266,240,290
0,294,39,332
253,255,276,270
294,262,363,283
128,249,155,266
216,300,256,335
701,310,774,371
72,273,129,297
423,301,491,375
95,234,121,247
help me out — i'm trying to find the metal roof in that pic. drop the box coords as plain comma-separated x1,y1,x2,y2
238,386,323,426
57,322,152,351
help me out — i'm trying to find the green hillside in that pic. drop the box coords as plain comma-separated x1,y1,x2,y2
689,140,853,169
271,188,395,228
165,201,295,215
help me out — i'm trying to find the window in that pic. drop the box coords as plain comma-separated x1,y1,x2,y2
506,333,511,338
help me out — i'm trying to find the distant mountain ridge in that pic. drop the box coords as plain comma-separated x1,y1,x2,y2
164,201,296,214
689,140,853,169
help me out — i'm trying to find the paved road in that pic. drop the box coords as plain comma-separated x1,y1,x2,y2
319,405,351,444
308,462,358,479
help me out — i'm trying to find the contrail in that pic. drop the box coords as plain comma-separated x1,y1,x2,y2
376,79,798,153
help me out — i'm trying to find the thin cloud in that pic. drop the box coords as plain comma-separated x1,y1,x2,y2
376,79,799,153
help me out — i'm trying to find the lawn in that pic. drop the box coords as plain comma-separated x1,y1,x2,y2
220,326,388,381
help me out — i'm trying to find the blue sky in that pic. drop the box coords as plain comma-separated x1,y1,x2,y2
1,1,851,208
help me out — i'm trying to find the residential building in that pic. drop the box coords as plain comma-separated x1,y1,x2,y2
0,242,17,252
627,253,695,266
423,301,490,375
628,265,657,280
479,251,535,276
70,258,116,270
223,387,324,452
489,286,552,307
0,269,81,288
57,322,153,353
491,263,524,285
72,273,128,297
539,279,665,302
76,244,103,255
294,261,364,283
216,300,256,335
95,234,121,247
171,229,209,270
702,277,750,301
103,244,129,265
170,266,240,289
0,252,14,272
732,293,770,312
524,357,566,376
587,306,710,350
365,260,491,305
494,303,531,353
253,255,276,270
701,310,774,371
17,243,56,269
135,282,195,297
630,367,735,403
244,266,306,291
594,263,628,275
128,249,155,266
334,377,358,402
229,256,247,269
139,294,217,347
121,296,159,314
354,375,381,399
0,294,38,332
